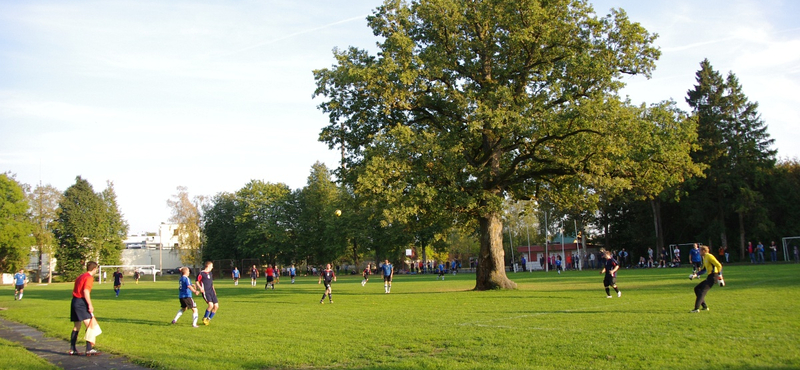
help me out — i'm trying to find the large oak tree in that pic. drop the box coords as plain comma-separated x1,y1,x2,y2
313,0,700,289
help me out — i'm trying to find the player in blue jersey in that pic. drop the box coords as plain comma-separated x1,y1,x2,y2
382,259,394,293
13,269,27,300
172,267,200,327
437,262,445,280
318,264,336,304
600,250,621,298
112,268,123,297
689,243,702,274
232,267,240,286
289,264,297,284
196,261,219,325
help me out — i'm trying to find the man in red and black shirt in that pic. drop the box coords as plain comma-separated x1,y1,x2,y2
70,261,99,356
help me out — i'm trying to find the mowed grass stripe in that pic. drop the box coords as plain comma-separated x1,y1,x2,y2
0,264,798,370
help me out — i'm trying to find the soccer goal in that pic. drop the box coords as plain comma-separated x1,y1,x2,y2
98,265,157,284
781,236,800,262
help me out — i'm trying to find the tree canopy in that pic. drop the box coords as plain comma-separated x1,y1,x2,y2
313,0,698,289
0,173,34,273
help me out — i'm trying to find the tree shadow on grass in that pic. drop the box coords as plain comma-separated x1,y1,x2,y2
97,317,167,327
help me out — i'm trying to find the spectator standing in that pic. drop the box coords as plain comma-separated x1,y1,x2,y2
756,242,765,264
769,241,778,262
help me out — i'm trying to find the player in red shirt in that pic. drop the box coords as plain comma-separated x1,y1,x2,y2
70,261,100,356
265,265,275,290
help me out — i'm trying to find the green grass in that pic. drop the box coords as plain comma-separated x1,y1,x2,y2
1,264,799,370
0,337,59,370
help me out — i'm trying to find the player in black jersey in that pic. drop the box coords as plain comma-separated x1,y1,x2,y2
600,250,621,298
361,263,371,286
318,264,336,304
196,261,219,325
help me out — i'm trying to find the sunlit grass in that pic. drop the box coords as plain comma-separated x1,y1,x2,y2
1,264,798,369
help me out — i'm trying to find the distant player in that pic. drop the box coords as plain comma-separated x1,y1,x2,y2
232,267,240,286
196,261,219,325
600,250,621,298
689,245,724,312
250,265,259,287
318,263,336,304
438,262,445,280
361,264,371,286
556,255,563,274
172,267,200,327
134,270,141,284
69,261,100,356
289,264,297,284
112,268,123,297
382,259,394,293
689,244,702,274
265,265,275,290
13,269,27,300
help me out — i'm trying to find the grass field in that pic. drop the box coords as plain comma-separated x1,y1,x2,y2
1,264,799,370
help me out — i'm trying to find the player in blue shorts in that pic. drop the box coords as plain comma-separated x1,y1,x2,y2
196,261,219,325
318,264,336,304
382,259,393,293
112,268,123,297
13,269,27,300
172,267,200,327
289,264,297,284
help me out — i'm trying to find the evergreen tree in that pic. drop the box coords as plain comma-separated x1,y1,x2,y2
685,59,775,258
99,181,128,265
54,177,105,280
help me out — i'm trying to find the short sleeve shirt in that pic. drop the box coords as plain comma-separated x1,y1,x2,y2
72,272,94,298
382,264,393,276
14,273,26,285
179,275,193,298
604,259,618,277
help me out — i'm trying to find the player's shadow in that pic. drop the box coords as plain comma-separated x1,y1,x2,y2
98,317,167,326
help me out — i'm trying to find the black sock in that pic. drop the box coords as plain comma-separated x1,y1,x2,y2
321,293,326,300
605,287,610,296
70,330,79,350
613,287,619,293
86,341,92,352
328,293,332,301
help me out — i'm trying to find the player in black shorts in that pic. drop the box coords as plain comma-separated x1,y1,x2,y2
112,268,123,297
318,264,336,304
196,261,219,325
361,263,371,286
600,250,621,298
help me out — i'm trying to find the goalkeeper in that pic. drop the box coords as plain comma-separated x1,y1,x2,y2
689,245,724,313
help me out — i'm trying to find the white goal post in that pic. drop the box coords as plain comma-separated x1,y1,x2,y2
781,236,800,262
98,265,157,284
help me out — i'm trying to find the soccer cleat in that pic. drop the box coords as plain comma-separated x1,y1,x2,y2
171,320,176,324
203,317,210,326
617,291,622,298
192,324,199,328
329,300,333,304
690,309,700,313
701,306,710,311
606,296,612,298
320,300,324,304
69,350,81,356
85,349,101,356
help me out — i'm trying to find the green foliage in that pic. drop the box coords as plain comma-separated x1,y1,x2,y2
0,173,35,273
203,192,240,261
233,180,293,264
25,183,61,282
296,163,343,265
314,0,692,289
98,181,128,265
53,177,106,280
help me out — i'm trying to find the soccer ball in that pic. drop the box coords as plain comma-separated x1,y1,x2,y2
689,274,696,280
335,209,342,217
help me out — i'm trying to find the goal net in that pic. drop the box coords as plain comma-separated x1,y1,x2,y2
98,265,157,284
781,236,800,262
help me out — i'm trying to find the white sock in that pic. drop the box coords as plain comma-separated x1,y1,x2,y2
173,310,184,322
19,293,22,299
192,312,199,326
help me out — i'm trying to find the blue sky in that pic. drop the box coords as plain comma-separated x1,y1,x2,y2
2,0,798,233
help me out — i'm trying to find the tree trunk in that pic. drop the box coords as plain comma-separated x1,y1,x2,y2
650,200,664,257
738,211,746,261
475,210,517,290
37,248,43,283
